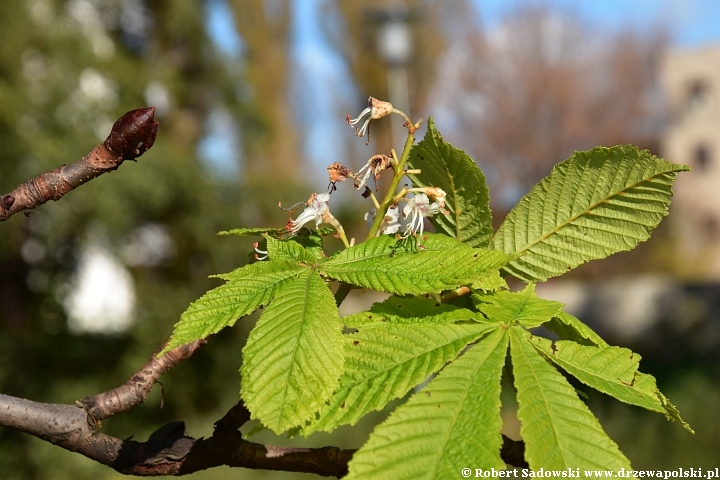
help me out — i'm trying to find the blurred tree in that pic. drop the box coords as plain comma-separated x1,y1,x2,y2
322,0,473,156
227,0,301,181
432,6,667,211
0,0,262,478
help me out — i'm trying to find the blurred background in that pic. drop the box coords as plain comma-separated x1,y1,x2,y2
0,0,719,478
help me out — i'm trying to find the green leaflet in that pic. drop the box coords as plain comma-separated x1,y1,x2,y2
529,336,692,432
304,323,495,434
342,295,479,328
346,327,508,479
241,269,343,434
545,311,609,347
265,235,320,264
320,234,511,295
474,284,563,328
472,270,508,292
493,146,689,282
509,328,631,470
407,117,493,248
162,261,305,353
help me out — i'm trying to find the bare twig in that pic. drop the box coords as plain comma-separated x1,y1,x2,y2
78,339,206,422
0,107,159,221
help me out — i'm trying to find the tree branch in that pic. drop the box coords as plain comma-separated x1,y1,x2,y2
78,339,206,422
0,336,527,476
0,107,159,222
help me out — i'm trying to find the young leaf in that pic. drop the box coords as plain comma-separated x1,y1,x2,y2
162,261,306,352
304,323,495,434
493,146,689,282
342,295,479,328
320,235,511,295
241,269,343,434
474,284,563,328
529,336,692,432
406,117,493,248
545,311,609,347
346,327,508,479
509,328,631,469
265,235,319,264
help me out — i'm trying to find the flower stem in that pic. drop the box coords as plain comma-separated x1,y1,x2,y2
366,131,416,241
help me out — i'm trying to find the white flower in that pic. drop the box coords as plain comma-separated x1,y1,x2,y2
346,97,394,142
253,242,268,261
380,205,401,235
402,194,443,237
287,193,330,233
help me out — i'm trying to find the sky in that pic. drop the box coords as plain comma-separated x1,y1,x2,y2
201,0,720,174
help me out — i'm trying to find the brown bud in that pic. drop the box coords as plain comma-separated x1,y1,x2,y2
105,107,159,160
1,195,15,209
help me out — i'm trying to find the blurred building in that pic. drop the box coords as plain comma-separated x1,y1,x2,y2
662,45,720,280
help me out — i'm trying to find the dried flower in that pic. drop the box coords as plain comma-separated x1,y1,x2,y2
354,154,391,190
327,162,352,192
346,97,394,143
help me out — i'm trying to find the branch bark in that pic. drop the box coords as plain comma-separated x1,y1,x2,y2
0,107,159,221
0,336,527,476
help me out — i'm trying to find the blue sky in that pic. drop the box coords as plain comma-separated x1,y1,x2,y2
201,0,720,176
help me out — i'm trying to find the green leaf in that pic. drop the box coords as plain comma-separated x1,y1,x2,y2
509,328,631,469
472,270,508,292
493,146,689,282
342,295,479,328
162,261,305,353
474,284,563,327
241,269,344,434
346,327,508,479
304,323,495,434
529,336,692,432
217,227,285,237
545,311,609,347
407,117,493,248
320,234,511,295
265,235,319,264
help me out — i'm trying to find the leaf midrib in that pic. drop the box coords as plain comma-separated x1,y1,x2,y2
508,166,680,258
513,328,570,467
428,329,505,477
275,269,313,432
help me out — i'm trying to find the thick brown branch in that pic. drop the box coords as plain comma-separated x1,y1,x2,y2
0,336,527,476
0,394,354,477
0,107,158,222
79,339,206,422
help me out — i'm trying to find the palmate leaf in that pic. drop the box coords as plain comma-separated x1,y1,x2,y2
162,261,305,352
529,336,692,432
342,295,479,328
346,327,508,479
510,328,631,469
407,117,493,248
304,323,495,434
474,284,563,328
493,146,689,282
319,234,511,295
241,269,343,434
